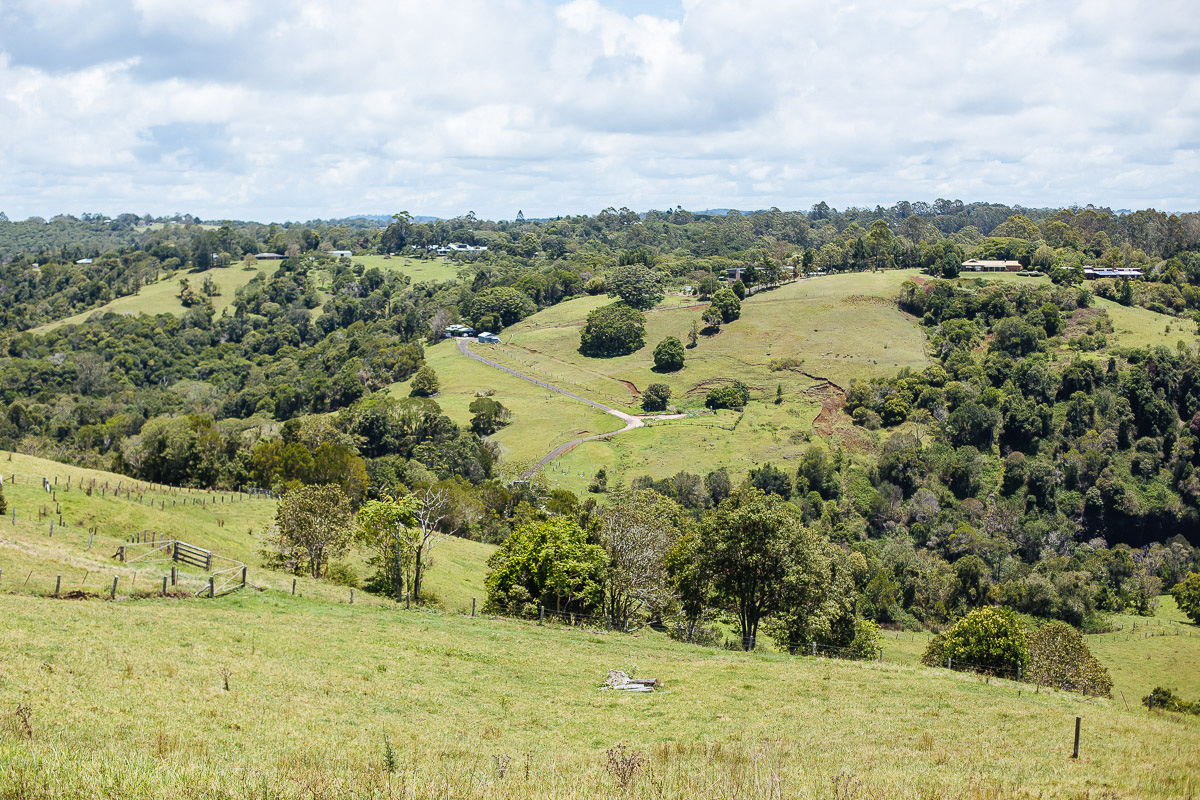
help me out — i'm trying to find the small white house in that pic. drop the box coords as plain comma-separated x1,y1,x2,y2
75,258,93,265
477,332,501,344
328,250,352,258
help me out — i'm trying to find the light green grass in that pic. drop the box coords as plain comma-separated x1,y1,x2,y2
543,401,823,494
34,265,259,332
353,254,465,283
391,340,625,475
1096,298,1197,351
485,272,928,416
0,590,1196,799
1085,597,1200,702
0,452,492,612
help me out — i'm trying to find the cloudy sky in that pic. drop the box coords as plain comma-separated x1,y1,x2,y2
1,0,1198,221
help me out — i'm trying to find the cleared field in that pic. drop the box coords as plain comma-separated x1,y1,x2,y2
352,253,465,283
0,452,492,613
1086,597,1200,702
543,400,824,494
0,589,1196,799
35,265,259,332
1096,297,1197,351
487,272,929,415
390,339,625,474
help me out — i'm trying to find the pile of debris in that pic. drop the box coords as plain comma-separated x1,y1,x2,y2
601,670,659,693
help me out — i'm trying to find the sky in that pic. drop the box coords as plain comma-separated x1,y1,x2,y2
0,0,1198,222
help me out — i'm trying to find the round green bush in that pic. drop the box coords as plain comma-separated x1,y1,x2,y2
921,606,1028,676
1025,621,1112,696
653,336,685,371
579,303,646,357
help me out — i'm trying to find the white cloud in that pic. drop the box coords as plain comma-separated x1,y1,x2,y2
0,0,1197,220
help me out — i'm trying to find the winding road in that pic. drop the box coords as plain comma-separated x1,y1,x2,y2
455,338,684,475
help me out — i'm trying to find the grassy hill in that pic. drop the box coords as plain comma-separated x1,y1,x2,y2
351,254,464,283
33,265,261,332
0,452,492,612
0,589,1196,799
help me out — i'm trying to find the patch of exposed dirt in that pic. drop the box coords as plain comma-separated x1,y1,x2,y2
810,384,848,438
616,379,640,396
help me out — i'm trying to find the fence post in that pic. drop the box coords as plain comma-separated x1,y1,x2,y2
208,577,215,598
241,566,247,588
49,520,54,537
162,576,168,596
472,598,476,617
350,589,354,605
119,545,125,562
406,591,411,610
1018,665,1022,683
206,552,212,571
171,566,177,587
54,575,61,596
87,530,93,550
811,641,816,657
539,605,544,625
111,576,118,599
947,657,952,670
292,578,296,595
1072,716,1081,759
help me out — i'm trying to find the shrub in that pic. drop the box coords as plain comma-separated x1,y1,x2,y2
579,303,646,357
1173,572,1200,624
729,279,746,300
921,606,1028,676
326,562,360,588
641,383,672,412
705,381,750,410
409,366,439,397
748,462,792,498
710,288,741,323
1025,621,1112,696
847,618,884,660
1143,686,1199,714
653,336,685,371
484,517,607,616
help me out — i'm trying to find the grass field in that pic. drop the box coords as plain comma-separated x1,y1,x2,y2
390,340,625,474
462,273,923,487
35,265,260,332
1095,298,1197,351
0,452,492,613
1,589,1197,799
484,272,929,415
352,254,465,284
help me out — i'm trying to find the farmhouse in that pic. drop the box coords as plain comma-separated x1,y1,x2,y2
443,324,476,338
1082,266,1143,279
477,332,501,344
255,252,285,260
328,250,352,258
960,259,1021,272
75,258,93,264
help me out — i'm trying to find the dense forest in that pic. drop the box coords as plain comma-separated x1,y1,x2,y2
2,200,1199,641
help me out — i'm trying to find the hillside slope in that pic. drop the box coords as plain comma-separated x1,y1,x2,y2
0,590,1196,799
0,452,492,611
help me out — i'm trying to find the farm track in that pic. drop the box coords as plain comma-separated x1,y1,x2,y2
455,338,683,474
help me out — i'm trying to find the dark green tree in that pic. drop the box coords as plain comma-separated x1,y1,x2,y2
641,383,672,412
606,263,665,310
409,366,439,397
653,336,685,371
579,303,646,357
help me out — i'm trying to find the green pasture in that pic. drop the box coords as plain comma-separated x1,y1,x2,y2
352,253,465,283
0,452,492,613
34,265,260,332
1096,298,1197,351
541,400,824,494
486,272,929,415
0,589,1196,799
391,340,624,474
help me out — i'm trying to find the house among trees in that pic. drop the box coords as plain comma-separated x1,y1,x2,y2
477,332,501,344
1082,266,1143,279
960,259,1021,272
443,324,477,338
255,252,285,260
328,250,352,258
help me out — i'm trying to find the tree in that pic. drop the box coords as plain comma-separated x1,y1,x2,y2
699,488,825,650
484,517,607,616
710,288,741,322
921,606,1028,676
469,397,512,435
653,336,685,371
607,263,665,310
687,320,699,348
705,381,749,410
276,485,354,579
1025,621,1113,696
428,308,452,342
641,383,671,412
410,366,439,397
704,468,731,505
471,286,535,330
748,462,792,498
579,302,646,357
598,489,685,629
1174,572,1200,624
356,493,419,602
404,487,455,602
